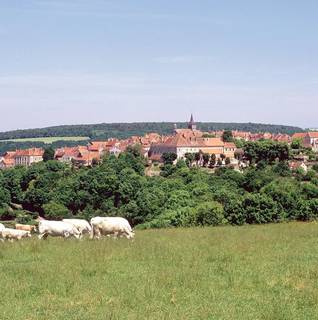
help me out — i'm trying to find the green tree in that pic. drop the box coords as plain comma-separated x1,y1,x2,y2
43,147,55,162
222,130,233,142
162,152,177,165
242,193,280,224
202,153,210,167
209,154,216,168
291,138,302,149
43,201,69,219
195,201,225,226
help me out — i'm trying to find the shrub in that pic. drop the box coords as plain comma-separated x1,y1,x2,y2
224,198,245,225
242,193,280,224
163,207,197,227
296,199,318,221
0,187,10,208
194,201,226,226
43,201,70,220
15,210,37,224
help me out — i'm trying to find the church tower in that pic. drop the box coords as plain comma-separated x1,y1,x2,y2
188,114,197,131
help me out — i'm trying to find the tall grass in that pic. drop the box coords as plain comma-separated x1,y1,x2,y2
1,222,318,319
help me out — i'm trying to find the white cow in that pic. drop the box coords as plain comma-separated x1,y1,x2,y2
15,224,37,233
62,219,92,237
1,228,31,241
90,217,134,239
38,220,81,239
0,223,5,242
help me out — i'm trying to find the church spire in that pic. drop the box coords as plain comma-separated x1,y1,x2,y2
188,114,196,130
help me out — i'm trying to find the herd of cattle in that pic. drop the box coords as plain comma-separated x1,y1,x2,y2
0,217,135,241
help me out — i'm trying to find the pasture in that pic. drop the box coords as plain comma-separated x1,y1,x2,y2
1,222,318,319
0,136,90,144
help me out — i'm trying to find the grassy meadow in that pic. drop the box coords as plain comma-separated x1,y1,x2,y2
0,136,90,144
1,222,318,319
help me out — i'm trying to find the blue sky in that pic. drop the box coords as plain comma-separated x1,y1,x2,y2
0,0,317,131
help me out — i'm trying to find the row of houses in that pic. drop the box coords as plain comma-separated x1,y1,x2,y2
0,148,44,169
210,130,292,143
1,116,317,169
206,128,318,151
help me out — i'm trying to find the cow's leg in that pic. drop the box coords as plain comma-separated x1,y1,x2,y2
64,232,70,239
89,226,95,239
38,232,48,240
112,231,119,239
95,228,101,240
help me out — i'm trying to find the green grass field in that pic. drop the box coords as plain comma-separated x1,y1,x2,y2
1,222,318,319
0,136,90,144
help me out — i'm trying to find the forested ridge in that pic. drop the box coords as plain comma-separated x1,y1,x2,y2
0,142,317,228
0,122,303,141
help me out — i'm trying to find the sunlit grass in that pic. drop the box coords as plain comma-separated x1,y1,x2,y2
0,137,89,144
1,222,318,319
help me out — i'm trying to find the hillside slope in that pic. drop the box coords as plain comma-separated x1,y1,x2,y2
0,122,303,141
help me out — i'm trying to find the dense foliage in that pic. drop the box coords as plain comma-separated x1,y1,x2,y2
0,141,317,228
0,122,302,141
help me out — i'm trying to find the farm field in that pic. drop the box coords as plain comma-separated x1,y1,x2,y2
0,136,90,144
1,222,318,320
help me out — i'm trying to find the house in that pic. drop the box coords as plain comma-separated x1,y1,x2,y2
292,132,307,141
0,151,16,169
304,132,318,152
14,148,44,167
292,132,318,151
73,150,101,166
272,133,291,143
232,131,251,141
55,146,101,166
55,147,80,163
148,115,237,162
88,139,120,154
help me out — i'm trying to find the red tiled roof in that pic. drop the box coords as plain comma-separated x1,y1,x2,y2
74,151,100,162
224,142,236,148
308,132,318,138
292,133,306,140
55,147,80,158
14,148,44,157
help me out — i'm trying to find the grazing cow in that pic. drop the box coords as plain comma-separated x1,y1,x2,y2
0,223,5,242
62,219,92,237
15,224,37,233
1,228,31,241
38,220,81,239
90,217,134,239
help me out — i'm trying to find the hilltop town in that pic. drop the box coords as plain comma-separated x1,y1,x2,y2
0,115,317,171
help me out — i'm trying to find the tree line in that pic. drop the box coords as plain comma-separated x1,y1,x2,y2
0,122,303,141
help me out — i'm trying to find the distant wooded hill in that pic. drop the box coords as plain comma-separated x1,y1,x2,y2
0,122,303,141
